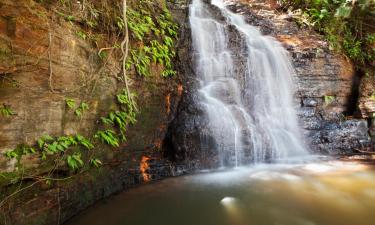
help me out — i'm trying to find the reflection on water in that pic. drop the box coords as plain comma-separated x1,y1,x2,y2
67,157,375,225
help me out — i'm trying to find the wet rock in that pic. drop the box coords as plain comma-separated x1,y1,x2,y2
302,98,320,107
308,120,371,154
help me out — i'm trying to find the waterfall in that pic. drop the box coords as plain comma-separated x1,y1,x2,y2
189,0,308,166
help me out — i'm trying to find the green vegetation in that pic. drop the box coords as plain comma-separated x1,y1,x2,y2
324,95,336,105
97,89,137,144
89,158,103,168
65,98,76,109
65,99,89,118
4,145,35,161
0,104,14,117
3,88,138,174
4,134,94,172
75,102,89,118
94,130,120,147
125,5,178,77
54,0,178,77
75,30,87,40
66,152,84,171
279,0,374,70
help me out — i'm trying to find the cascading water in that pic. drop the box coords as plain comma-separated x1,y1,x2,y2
189,0,308,166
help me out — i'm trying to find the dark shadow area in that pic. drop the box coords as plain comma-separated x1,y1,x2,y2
345,70,364,117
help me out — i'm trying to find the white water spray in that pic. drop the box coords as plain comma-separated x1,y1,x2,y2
189,0,308,166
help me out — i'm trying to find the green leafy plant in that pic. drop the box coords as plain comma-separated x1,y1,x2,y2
75,102,89,117
35,134,93,165
128,49,151,76
94,130,120,147
279,0,374,68
4,145,36,160
75,134,94,150
90,158,103,168
4,150,18,159
76,30,87,40
0,104,14,117
100,90,137,142
66,152,84,171
0,134,94,171
324,95,335,105
65,98,76,109
56,11,76,24
125,3,178,77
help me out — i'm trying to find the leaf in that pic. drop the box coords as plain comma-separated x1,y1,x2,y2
67,152,83,171
90,158,103,168
65,98,76,109
101,117,114,125
5,150,18,159
324,95,335,105
75,135,94,150
47,142,58,153
75,109,82,117
0,104,15,117
95,130,120,147
38,139,45,149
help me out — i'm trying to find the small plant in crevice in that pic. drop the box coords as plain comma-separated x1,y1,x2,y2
75,102,89,118
65,98,76,109
65,99,89,118
324,95,335,105
56,11,76,24
75,30,87,40
90,158,103,168
0,104,14,117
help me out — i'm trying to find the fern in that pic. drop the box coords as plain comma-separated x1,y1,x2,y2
75,134,94,150
0,104,14,117
66,152,84,171
75,102,89,117
90,158,103,168
125,2,178,77
94,130,120,147
65,98,76,109
4,150,18,159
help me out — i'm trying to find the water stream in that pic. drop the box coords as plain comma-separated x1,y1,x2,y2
190,0,307,166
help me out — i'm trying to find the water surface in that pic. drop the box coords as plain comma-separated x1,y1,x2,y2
67,158,375,225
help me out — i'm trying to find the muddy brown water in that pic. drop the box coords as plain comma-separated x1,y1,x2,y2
66,157,375,225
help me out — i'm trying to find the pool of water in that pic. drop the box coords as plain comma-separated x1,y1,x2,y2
67,157,375,225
